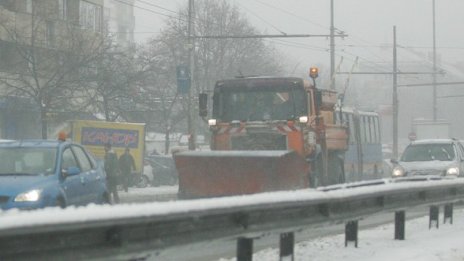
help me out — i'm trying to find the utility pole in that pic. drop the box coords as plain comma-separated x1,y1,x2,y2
187,0,195,150
432,0,437,121
393,26,398,159
330,0,336,90
338,26,443,160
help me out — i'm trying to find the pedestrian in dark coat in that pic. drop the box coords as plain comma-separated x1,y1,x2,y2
104,143,119,203
119,147,136,192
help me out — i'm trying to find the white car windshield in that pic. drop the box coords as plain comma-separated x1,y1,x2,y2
401,144,455,162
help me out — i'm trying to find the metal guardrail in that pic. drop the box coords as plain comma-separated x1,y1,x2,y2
1,178,464,260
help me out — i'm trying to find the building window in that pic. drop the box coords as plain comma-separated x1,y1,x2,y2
58,0,67,20
25,0,33,13
80,0,102,32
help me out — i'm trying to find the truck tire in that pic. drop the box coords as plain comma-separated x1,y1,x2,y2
136,175,149,188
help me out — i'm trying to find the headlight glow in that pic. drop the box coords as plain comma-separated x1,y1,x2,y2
299,116,309,123
14,189,42,202
392,166,404,177
208,119,217,126
446,167,459,176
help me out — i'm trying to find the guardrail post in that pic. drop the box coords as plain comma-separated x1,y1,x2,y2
394,211,405,240
345,220,358,247
237,237,253,261
279,232,294,261
429,205,439,229
444,203,453,224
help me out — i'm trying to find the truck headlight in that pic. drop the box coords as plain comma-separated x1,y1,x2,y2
14,189,42,202
392,166,404,177
299,116,309,123
446,167,459,176
208,119,217,126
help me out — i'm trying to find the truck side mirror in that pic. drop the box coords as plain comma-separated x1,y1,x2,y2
199,93,208,117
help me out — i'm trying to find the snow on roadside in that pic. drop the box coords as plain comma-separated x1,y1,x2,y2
221,209,464,261
119,185,178,203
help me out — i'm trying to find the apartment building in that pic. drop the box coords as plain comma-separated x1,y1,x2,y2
104,0,135,48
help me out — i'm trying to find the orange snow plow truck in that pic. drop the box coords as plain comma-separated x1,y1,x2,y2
174,68,348,198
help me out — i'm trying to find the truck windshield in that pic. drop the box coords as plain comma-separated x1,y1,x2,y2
217,88,307,122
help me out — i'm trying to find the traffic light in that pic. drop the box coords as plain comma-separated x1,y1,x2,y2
176,65,190,94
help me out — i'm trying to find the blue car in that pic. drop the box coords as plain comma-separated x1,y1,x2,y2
0,140,109,210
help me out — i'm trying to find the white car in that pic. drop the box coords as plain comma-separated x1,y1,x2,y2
139,162,154,188
391,139,464,178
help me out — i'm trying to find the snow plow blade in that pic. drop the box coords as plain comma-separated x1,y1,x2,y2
174,150,309,199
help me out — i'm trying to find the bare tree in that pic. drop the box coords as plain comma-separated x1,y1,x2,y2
81,44,141,122
139,0,285,150
133,41,186,154
0,3,108,138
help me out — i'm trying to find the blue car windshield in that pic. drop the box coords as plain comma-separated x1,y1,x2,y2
0,147,57,175
401,144,455,162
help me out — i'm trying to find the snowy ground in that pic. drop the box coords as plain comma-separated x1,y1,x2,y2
220,209,464,261
119,185,178,203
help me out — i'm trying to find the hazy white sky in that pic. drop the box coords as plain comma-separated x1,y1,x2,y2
133,0,464,75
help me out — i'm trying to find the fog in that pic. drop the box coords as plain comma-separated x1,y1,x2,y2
133,0,464,147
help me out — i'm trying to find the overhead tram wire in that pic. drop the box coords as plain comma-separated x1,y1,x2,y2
114,0,251,35
266,38,328,52
246,1,393,74
251,0,330,31
115,0,229,29
343,39,392,65
133,0,179,15
265,38,389,74
112,0,183,21
235,2,287,35
336,53,388,73
118,0,389,74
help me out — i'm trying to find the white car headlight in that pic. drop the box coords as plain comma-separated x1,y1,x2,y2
14,189,42,202
446,167,459,176
392,166,405,177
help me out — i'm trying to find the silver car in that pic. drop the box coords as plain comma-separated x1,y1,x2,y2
391,139,464,178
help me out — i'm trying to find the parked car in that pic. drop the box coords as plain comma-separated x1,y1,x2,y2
0,140,109,210
391,139,464,178
143,155,178,186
